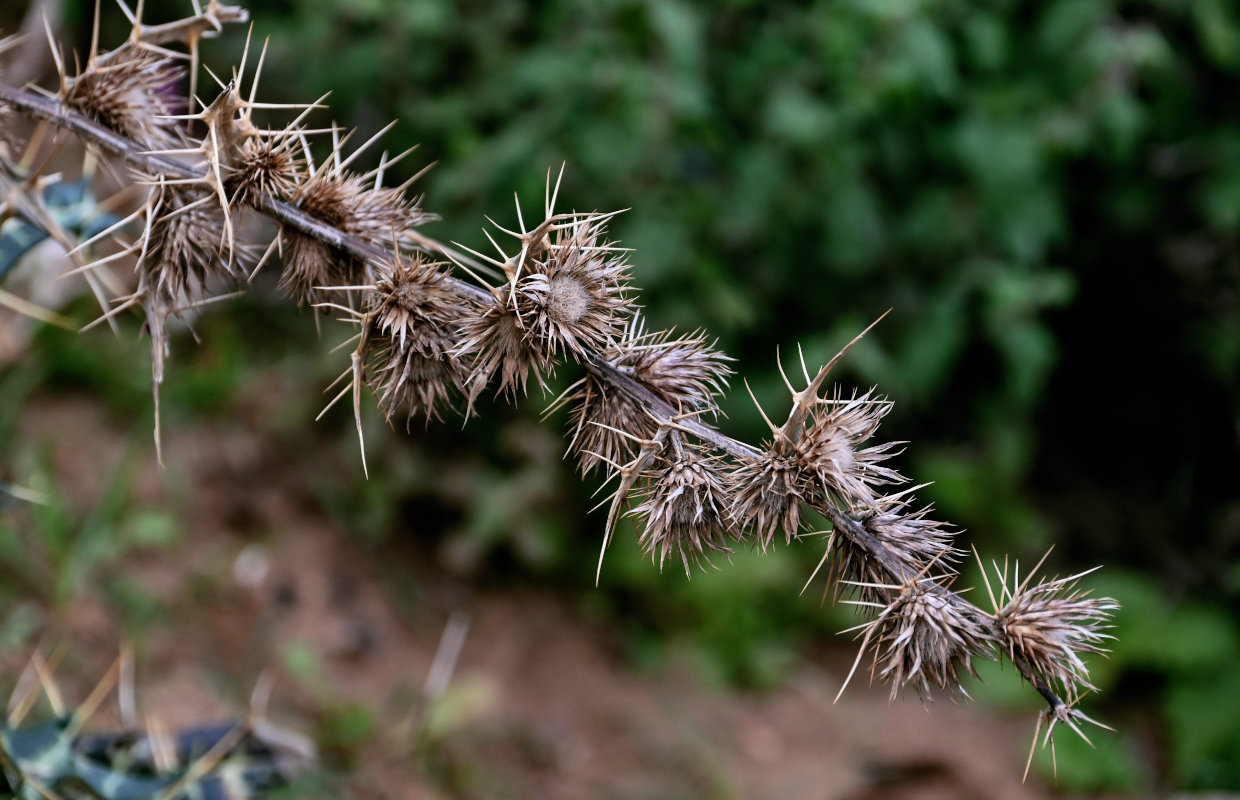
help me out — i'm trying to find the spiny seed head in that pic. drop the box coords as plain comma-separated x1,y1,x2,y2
280,169,427,305
365,255,472,425
796,389,903,506
457,302,556,405
144,185,243,302
279,233,353,306
511,216,633,361
630,439,740,577
566,317,731,476
62,51,185,149
731,452,810,549
226,132,302,206
995,572,1117,696
829,496,959,604
856,577,995,701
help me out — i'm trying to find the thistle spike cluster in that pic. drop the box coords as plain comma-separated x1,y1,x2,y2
0,1,1119,777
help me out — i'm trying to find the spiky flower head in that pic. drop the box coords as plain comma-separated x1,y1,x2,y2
730,451,810,550
365,255,472,425
629,436,740,577
510,214,633,362
225,131,302,207
844,575,995,701
460,297,560,412
280,169,426,305
796,389,904,507
144,183,243,303
992,566,1117,697
823,491,959,605
62,51,185,149
564,317,731,476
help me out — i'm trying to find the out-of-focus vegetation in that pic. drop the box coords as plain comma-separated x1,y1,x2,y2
4,0,1239,793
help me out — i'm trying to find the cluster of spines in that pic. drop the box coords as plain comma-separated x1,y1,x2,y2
0,0,1119,773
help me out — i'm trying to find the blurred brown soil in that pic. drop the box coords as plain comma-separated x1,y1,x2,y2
6,395,1103,800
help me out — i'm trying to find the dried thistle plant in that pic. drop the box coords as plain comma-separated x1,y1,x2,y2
0,1,1119,780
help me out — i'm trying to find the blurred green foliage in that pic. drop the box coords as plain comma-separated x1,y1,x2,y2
5,0,1240,792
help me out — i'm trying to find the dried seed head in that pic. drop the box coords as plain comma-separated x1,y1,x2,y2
565,317,731,476
458,301,556,405
512,216,633,361
62,51,185,149
226,132,302,206
730,451,809,549
797,389,903,506
629,437,740,577
144,184,243,302
828,493,959,604
847,576,995,701
280,169,426,305
365,255,472,425
993,569,1117,697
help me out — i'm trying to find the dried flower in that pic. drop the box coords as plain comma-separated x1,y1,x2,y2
562,316,731,476
731,451,810,549
226,131,302,207
280,163,427,305
143,183,243,302
512,215,633,361
796,389,904,507
822,490,959,604
457,300,558,406
61,50,185,149
365,255,472,425
988,562,1117,697
842,574,994,701
629,436,740,576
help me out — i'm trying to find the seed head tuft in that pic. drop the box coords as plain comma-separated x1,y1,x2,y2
844,575,995,701
993,567,1117,697
62,51,185,149
629,436,741,577
564,317,731,476
364,255,473,425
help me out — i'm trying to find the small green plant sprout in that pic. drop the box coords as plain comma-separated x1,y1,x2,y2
0,0,1119,779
